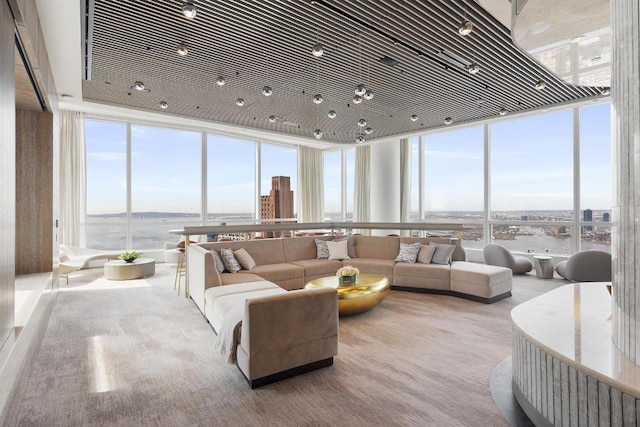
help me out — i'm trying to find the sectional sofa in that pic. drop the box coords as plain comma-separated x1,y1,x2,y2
186,234,512,387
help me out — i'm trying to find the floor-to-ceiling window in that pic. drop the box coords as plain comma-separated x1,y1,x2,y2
130,125,201,249
207,135,256,224
579,103,612,252
260,143,298,221
323,150,342,221
424,126,484,246
85,119,127,250
345,148,355,220
491,111,574,254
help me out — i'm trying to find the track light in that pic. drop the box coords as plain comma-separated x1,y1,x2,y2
182,1,197,19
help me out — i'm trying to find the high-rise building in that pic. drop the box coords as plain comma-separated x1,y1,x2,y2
603,212,610,222
582,209,593,233
260,176,295,236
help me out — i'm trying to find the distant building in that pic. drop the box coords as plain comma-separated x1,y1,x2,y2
603,212,610,222
582,209,593,233
521,215,528,221
260,176,295,237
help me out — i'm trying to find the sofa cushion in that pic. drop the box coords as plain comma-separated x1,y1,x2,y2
289,259,343,278
242,263,304,283
221,273,264,285
344,258,396,277
353,235,399,260
327,240,350,260
395,242,422,263
205,282,285,332
417,245,436,264
220,248,242,273
282,236,332,262
393,262,452,291
234,248,256,270
429,242,456,265
200,239,287,265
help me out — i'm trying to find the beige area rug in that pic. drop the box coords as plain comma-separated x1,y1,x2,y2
1,265,564,426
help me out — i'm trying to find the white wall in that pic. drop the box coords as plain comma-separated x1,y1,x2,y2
370,140,400,235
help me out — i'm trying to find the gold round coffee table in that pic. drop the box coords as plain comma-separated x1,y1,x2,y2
304,273,390,316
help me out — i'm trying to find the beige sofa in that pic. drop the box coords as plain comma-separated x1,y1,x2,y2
187,235,511,387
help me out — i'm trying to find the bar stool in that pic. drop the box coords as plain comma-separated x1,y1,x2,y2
174,249,186,295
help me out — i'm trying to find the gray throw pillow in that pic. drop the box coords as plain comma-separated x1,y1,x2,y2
210,250,225,273
334,236,356,258
395,242,422,263
220,248,241,273
315,239,330,259
429,242,456,265
417,245,436,264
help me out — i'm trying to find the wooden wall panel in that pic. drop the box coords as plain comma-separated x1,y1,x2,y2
0,0,16,349
15,109,53,274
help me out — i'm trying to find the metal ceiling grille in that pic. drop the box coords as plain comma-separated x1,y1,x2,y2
82,0,605,144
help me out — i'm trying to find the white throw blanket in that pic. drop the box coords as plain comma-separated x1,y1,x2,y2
213,306,244,364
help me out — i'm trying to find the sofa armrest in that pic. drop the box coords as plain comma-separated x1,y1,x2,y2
187,244,222,314
241,287,338,356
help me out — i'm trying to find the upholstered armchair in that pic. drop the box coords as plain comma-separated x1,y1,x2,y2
555,250,612,282
483,243,533,275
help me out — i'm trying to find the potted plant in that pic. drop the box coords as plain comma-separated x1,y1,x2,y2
336,265,359,284
118,251,140,263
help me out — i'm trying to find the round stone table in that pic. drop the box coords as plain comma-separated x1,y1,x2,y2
104,258,155,280
304,273,390,316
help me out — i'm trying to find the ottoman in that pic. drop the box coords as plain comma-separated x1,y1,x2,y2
450,261,512,303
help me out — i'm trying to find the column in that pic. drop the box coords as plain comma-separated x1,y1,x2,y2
611,0,640,362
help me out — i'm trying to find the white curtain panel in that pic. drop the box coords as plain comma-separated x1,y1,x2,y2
354,145,370,222
400,138,411,223
59,110,86,246
297,146,324,223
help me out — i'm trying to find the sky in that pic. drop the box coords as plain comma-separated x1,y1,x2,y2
85,102,611,216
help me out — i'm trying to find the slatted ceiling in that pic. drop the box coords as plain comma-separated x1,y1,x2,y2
83,0,604,144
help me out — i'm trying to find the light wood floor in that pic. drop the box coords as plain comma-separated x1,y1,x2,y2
1,265,568,426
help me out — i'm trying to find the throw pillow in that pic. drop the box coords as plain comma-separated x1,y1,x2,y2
417,245,436,264
234,248,256,270
315,239,330,259
395,242,422,263
334,236,356,258
220,248,241,273
429,241,456,265
211,250,225,273
327,240,351,260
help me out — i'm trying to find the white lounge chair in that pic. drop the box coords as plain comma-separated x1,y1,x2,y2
59,245,122,283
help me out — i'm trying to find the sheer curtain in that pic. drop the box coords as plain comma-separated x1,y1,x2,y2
297,145,324,223
400,138,411,223
59,110,86,246
354,145,370,222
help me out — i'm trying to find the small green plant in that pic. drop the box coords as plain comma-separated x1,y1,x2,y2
119,251,140,263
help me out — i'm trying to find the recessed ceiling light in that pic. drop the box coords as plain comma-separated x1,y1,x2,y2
601,87,610,96
176,43,188,56
268,115,277,123
182,1,197,19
